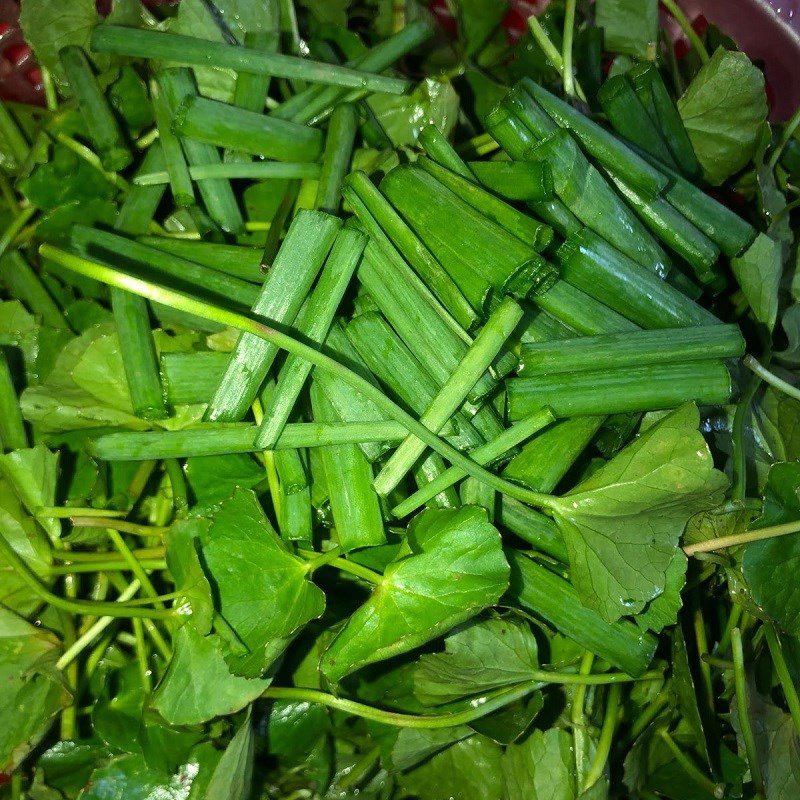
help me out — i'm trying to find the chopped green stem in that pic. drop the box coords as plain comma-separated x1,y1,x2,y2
134,161,321,185
583,684,621,791
658,729,724,798
374,297,524,496
89,421,408,461
151,78,194,207
764,623,800,738
136,127,159,149
562,0,578,98
39,243,558,509
256,229,366,448
0,531,171,619
315,103,358,213
92,26,410,94
419,125,472,178
684,520,800,555
2,251,70,330
59,45,132,171
743,355,800,402
732,628,765,796
660,0,710,63
263,681,542,729
70,517,169,537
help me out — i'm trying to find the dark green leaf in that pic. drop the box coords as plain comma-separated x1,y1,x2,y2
153,625,269,726
321,506,509,682
199,488,325,677
731,233,782,331
595,0,658,59
0,608,70,772
203,708,254,800
413,616,538,706
502,727,577,800
549,404,727,622
677,48,768,185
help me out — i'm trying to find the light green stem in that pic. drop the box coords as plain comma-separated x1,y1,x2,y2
764,623,800,739
732,627,765,796
583,684,621,791
744,354,800,403
660,0,710,63
684,519,800,555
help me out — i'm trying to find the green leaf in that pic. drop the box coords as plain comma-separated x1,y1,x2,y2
672,623,710,764
199,488,325,677
153,625,270,726
502,728,578,800
677,47,768,185
321,506,509,683
21,146,117,211
183,454,265,509
595,0,658,59
731,233,782,331
92,662,146,754
755,386,800,463
731,686,800,800
298,0,350,26
367,79,460,148
0,478,53,616
77,753,201,800
264,699,328,759
398,734,504,800
388,725,474,771
0,608,70,773
19,0,100,87
456,0,509,58
413,616,539,706
743,462,800,635
548,404,727,622
635,550,688,634
203,708,254,800
164,519,214,635
0,445,59,541
37,741,113,798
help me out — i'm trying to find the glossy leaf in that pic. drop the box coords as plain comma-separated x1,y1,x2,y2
413,616,539,706
0,608,70,773
321,506,509,682
153,626,269,726
199,488,325,677
677,48,768,185
548,404,727,622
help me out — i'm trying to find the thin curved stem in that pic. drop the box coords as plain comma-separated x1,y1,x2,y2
298,548,382,584
732,628,765,797
660,0,710,64
71,517,169,537
38,506,127,519
769,101,800,170
583,684,621,791
262,681,542,729
54,133,130,191
0,205,36,262
38,245,557,511
56,579,142,670
658,728,725,798
527,13,586,101
684,519,800,555
106,528,165,609
764,623,800,739
743,354,800,403
0,532,173,620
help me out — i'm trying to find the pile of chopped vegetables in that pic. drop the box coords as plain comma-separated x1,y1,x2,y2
2,0,800,798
